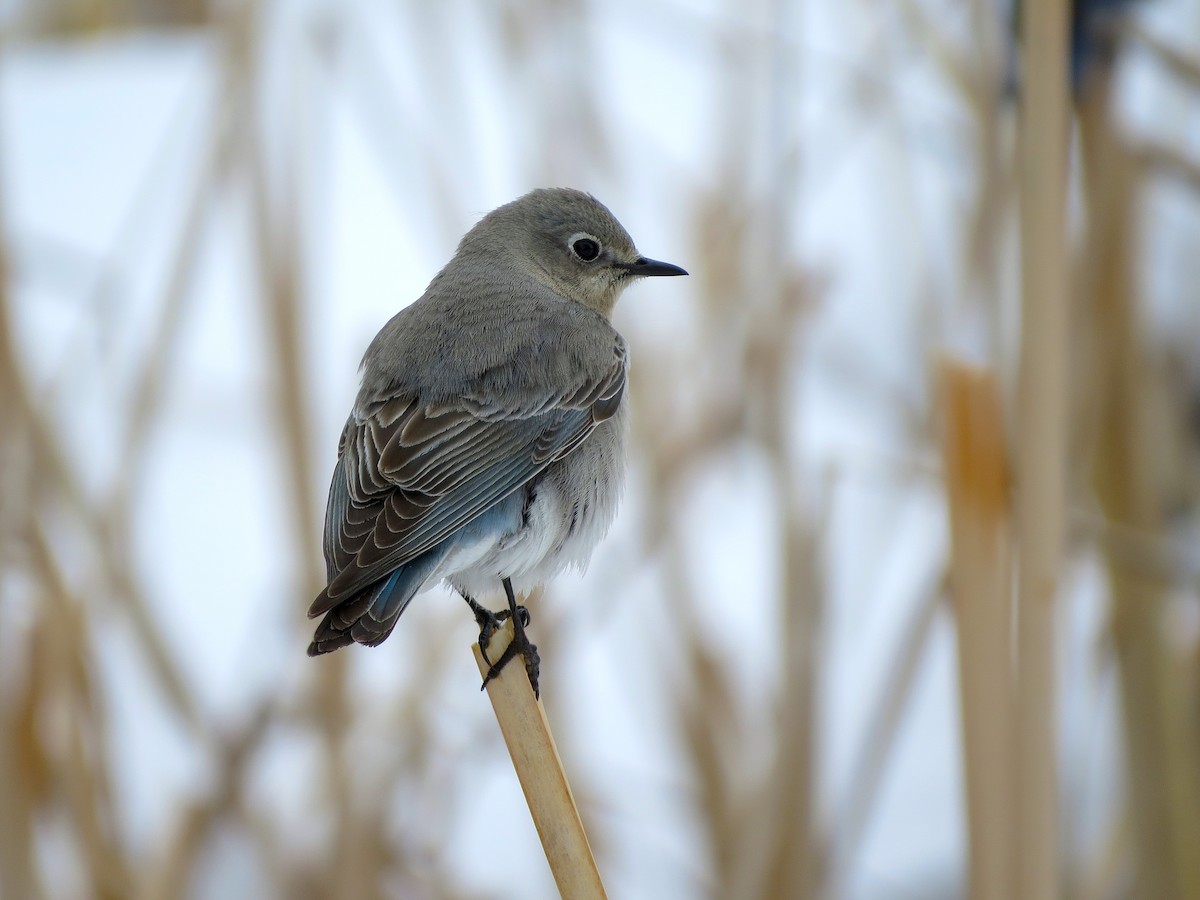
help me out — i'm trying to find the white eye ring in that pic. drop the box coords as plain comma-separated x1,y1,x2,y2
568,233,602,262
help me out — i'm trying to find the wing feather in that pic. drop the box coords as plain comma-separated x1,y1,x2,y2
313,344,626,612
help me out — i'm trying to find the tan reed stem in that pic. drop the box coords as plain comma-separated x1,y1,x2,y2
939,358,1015,900
473,623,607,900
1015,0,1071,896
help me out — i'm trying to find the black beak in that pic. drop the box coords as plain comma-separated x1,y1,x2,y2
627,256,688,277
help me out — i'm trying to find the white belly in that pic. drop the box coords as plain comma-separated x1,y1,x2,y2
444,407,628,602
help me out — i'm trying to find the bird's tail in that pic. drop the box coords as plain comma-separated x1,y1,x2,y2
306,544,450,656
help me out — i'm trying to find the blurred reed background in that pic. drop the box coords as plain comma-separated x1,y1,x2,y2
2,0,1200,897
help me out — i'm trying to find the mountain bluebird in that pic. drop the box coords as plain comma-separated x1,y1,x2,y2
307,188,686,696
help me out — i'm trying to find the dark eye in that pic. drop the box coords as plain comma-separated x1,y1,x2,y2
571,238,600,262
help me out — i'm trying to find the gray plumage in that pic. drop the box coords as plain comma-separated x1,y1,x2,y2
307,188,686,656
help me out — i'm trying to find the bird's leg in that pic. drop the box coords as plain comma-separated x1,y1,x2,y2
462,592,501,665
479,577,541,699
461,589,531,668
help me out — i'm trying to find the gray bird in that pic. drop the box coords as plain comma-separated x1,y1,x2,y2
307,188,686,695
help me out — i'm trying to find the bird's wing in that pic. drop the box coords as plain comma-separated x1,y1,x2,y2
309,344,626,616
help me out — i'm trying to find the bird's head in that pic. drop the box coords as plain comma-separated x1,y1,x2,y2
456,187,687,316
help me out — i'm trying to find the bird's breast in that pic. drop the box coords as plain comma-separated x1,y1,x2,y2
545,404,629,565
442,403,629,601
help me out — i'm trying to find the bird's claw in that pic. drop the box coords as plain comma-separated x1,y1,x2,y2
462,579,540,698
465,595,531,666
480,626,541,700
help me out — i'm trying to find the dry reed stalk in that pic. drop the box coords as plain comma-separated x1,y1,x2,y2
240,27,323,590
142,704,276,900
667,583,745,896
0,213,204,741
1132,141,1200,198
0,700,37,899
1123,18,1200,88
938,359,1015,900
94,79,240,752
759,8,821,878
837,574,945,888
1014,2,1071,897
471,622,607,900
228,7,366,897
761,505,823,900
28,526,132,900
113,92,235,498
1079,69,1200,900
0,219,204,748
0,225,38,900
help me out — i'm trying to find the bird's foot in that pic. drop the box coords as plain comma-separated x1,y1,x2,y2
479,615,541,700
472,578,541,699
462,593,530,665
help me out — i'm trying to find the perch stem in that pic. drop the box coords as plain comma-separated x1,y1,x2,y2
473,623,607,900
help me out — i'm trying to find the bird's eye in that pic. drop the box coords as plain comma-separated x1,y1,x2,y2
571,237,601,262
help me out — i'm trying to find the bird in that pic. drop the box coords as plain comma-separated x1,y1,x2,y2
306,188,687,697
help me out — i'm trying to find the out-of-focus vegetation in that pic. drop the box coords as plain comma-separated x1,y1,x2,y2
3,1,1200,898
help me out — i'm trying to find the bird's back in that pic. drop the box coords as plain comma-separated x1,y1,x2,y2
357,266,626,415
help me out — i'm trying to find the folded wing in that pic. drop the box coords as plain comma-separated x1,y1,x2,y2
309,344,626,618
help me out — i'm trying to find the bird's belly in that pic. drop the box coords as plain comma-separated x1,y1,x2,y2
446,412,627,601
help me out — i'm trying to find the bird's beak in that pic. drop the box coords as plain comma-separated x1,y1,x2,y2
626,256,688,277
